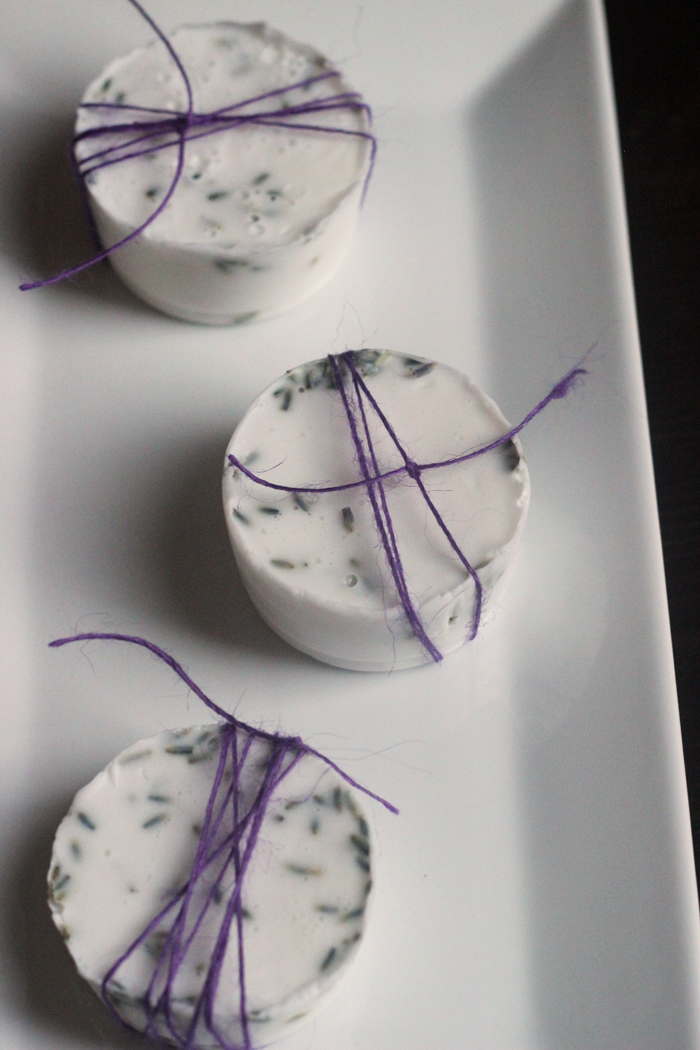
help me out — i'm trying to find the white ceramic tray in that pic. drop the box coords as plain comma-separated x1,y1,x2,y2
2,1,699,1047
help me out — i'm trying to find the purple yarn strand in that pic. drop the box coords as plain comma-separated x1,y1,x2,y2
50,632,232,720
203,745,290,1050
77,69,339,120
67,136,104,253
227,361,587,497
228,732,247,1048
204,71,341,116
327,355,431,657
124,0,194,114
158,736,234,1040
228,356,587,659
49,633,397,810
418,366,588,472
74,113,375,182
73,87,369,159
343,354,484,640
334,355,443,662
51,632,396,1050
20,0,376,292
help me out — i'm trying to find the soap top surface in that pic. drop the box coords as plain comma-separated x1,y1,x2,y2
224,351,529,614
48,724,371,1024
75,23,370,250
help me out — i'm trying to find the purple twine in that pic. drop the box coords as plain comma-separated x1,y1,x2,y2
50,632,397,1050
229,354,588,662
20,0,376,292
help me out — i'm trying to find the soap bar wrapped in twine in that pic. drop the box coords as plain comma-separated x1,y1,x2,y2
21,0,376,291
228,352,588,662
51,633,397,1050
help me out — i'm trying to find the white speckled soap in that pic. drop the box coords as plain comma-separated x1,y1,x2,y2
75,23,371,324
223,351,530,671
48,725,372,1049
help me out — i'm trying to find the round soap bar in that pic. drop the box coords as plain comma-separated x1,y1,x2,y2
223,350,530,672
75,23,372,324
48,724,372,1049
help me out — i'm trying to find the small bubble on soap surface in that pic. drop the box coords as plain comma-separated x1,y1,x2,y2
344,575,358,587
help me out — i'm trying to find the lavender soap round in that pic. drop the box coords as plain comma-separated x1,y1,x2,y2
75,23,372,324
223,350,530,672
48,724,372,1049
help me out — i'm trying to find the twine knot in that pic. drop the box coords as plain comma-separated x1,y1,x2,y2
404,459,421,482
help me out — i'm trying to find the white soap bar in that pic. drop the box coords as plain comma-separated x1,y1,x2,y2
223,350,530,672
75,23,371,324
48,724,372,1049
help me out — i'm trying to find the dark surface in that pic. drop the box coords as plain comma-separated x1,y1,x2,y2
603,1,700,873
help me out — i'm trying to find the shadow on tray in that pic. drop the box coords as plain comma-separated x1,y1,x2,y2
1,109,154,317
106,429,311,667
152,432,289,657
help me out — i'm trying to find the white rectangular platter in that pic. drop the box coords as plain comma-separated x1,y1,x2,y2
2,0,700,1047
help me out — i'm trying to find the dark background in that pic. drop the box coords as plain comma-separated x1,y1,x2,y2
604,1,700,875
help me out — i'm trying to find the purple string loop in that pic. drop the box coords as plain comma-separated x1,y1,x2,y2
229,354,588,661
50,632,397,1050
20,0,376,292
